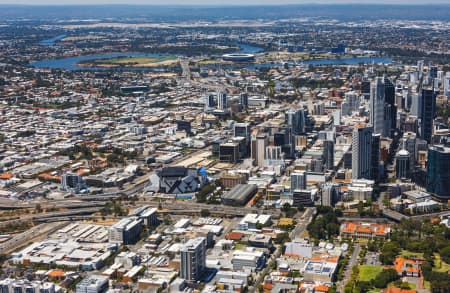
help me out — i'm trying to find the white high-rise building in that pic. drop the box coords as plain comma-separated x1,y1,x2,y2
444,74,450,97
370,77,385,136
180,237,206,281
217,92,227,110
291,171,307,192
352,125,372,179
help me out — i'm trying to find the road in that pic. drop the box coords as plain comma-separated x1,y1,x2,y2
337,244,361,293
290,207,315,239
0,222,65,254
250,208,315,293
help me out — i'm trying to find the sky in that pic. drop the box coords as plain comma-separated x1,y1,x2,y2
0,0,449,5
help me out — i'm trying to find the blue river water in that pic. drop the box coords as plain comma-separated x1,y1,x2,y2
32,37,391,71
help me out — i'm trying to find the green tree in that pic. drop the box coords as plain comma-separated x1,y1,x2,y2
200,209,210,217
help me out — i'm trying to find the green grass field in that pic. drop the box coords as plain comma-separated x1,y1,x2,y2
358,265,383,282
433,253,450,273
234,243,246,250
400,250,424,259
97,55,177,65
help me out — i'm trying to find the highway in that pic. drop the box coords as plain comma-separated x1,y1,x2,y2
0,222,66,254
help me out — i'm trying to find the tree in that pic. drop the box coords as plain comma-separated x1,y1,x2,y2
380,242,400,265
372,268,399,288
282,203,291,212
200,209,210,217
439,246,450,264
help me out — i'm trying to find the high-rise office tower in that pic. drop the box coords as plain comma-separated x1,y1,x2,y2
427,145,450,199
240,93,248,111
234,123,251,142
444,74,450,97
396,149,411,179
291,171,307,192
323,140,334,171
217,92,227,110
273,127,294,159
352,125,373,179
180,237,206,281
384,77,397,137
285,109,305,135
321,183,339,207
370,77,386,136
204,94,215,111
361,79,371,100
251,132,269,168
429,66,438,79
371,133,381,182
419,87,436,143
61,173,85,193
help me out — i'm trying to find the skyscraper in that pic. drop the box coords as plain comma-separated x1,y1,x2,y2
180,237,206,281
323,140,334,171
217,92,227,110
370,77,386,136
352,125,372,180
321,183,339,207
427,145,450,199
371,133,380,182
291,171,307,192
204,94,215,111
285,109,305,135
240,93,248,111
384,77,397,137
251,132,268,168
234,123,251,142
396,149,411,179
419,87,436,143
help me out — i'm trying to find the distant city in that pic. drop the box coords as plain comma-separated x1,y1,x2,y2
0,3,449,293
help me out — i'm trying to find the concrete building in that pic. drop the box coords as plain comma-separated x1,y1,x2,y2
290,171,306,192
219,142,240,163
284,239,313,258
61,172,85,193
231,248,265,271
180,237,206,281
396,149,411,179
251,133,269,168
292,189,313,207
321,183,339,207
109,217,143,245
76,275,109,293
217,92,227,111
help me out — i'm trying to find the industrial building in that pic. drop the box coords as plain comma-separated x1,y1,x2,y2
222,184,258,206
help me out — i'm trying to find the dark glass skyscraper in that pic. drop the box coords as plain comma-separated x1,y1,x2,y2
420,87,436,143
427,145,450,199
384,77,396,137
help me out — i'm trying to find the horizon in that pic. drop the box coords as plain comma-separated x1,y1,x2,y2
1,1,450,6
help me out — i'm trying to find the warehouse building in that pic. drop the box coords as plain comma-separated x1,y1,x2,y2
222,184,258,206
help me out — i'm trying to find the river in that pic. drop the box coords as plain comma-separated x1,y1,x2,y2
32,38,391,71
